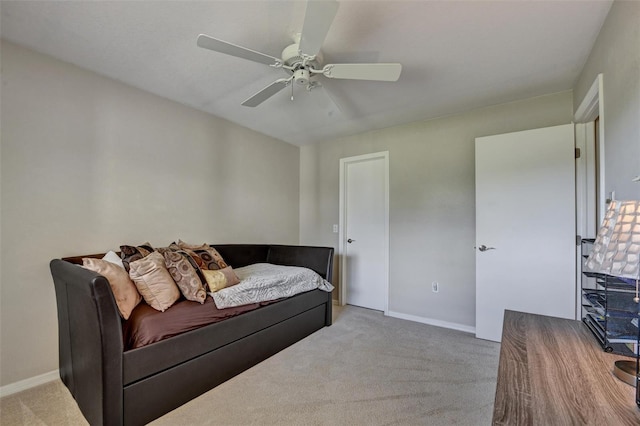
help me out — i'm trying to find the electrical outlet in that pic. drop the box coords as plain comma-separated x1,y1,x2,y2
332,224,339,233
432,281,439,293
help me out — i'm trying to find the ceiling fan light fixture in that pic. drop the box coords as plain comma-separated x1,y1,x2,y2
294,68,310,85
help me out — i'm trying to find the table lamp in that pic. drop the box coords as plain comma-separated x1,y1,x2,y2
585,200,640,388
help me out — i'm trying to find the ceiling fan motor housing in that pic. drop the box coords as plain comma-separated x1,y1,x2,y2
294,68,310,85
282,42,322,66
282,43,322,86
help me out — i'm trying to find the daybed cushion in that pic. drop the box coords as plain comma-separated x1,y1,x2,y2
162,250,207,303
81,257,141,320
120,243,154,271
129,252,180,312
123,297,269,349
202,267,240,292
177,240,229,270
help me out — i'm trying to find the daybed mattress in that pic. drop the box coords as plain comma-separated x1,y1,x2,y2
123,297,272,350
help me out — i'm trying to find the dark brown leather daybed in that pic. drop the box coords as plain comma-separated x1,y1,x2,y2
50,244,334,425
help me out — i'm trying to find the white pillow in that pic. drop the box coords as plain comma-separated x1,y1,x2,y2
102,250,125,269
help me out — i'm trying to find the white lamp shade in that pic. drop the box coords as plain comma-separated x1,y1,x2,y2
585,200,640,279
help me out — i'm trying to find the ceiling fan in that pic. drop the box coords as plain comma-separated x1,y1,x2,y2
197,0,402,107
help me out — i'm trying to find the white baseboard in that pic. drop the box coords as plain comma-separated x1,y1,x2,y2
387,311,476,334
0,370,59,398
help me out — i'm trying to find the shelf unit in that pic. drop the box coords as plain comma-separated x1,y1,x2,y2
581,238,639,357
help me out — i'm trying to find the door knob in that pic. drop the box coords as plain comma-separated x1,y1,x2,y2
477,245,496,252
347,238,355,243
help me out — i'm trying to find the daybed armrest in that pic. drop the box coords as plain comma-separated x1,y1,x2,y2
50,259,124,426
267,245,334,327
266,245,334,281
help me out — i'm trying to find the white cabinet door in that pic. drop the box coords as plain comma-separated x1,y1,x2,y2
475,124,576,342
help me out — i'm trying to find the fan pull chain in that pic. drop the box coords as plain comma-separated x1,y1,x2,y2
291,83,294,101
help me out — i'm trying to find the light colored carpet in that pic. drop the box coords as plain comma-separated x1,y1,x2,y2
0,305,500,425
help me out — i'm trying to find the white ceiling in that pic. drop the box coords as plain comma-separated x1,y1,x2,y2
0,0,612,146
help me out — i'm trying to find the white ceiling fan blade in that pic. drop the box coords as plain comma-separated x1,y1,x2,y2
241,79,291,107
322,63,402,81
299,0,339,57
197,34,281,67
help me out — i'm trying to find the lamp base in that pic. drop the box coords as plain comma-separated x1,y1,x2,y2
613,360,638,387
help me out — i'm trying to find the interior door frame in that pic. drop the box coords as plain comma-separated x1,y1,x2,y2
574,73,605,319
575,73,606,222
338,151,389,313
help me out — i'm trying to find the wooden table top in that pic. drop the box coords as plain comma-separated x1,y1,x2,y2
493,310,640,425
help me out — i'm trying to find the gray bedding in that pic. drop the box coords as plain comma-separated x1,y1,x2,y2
211,263,334,308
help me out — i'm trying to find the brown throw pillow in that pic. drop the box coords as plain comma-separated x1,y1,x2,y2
194,247,229,270
176,240,228,270
82,258,142,320
128,252,180,312
163,250,207,303
179,247,208,269
120,242,154,272
202,266,241,293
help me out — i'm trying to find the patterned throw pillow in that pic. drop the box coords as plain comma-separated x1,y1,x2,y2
179,248,209,269
202,267,241,293
82,257,142,319
120,243,154,272
176,240,228,270
163,250,207,303
128,252,180,312
191,247,229,270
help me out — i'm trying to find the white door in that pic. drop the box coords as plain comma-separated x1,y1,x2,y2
475,124,576,342
339,152,389,312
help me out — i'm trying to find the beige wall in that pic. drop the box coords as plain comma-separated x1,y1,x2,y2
3,0,638,391
574,0,640,200
0,40,300,386
300,92,573,328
